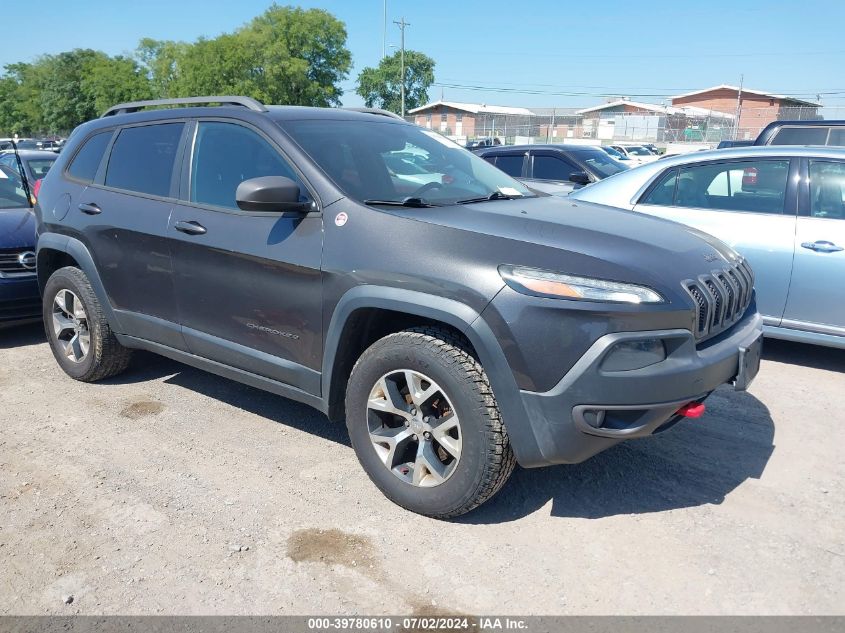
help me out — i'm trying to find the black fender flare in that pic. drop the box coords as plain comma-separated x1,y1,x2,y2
36,232,123,332
322,286,539,465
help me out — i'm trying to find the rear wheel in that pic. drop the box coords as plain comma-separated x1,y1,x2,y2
345,326,515,518
43,266,132,382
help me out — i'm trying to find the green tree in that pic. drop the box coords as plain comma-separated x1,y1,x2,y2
169,4,352,106
136,38,189,98
83,55,153,116
356,50,435,115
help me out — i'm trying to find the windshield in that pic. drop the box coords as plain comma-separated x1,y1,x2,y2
602,146,627,160
0,165,29,209
282,119,533,205
625,146,652,156
578,149,629,178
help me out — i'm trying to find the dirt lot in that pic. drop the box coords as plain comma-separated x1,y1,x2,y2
0,323,842,615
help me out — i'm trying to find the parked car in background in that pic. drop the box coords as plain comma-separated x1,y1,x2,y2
754,120,845,147
641,143,661,155
717,140,754,149
0,165,39,327
600,145,637,166
570,146,845,349
0,149,58,192
35,95,761,518
465,137,502,150
474,143,629,196
610,145,660,164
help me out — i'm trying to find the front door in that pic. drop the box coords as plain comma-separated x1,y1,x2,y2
782,158,845,334
170,120,323,394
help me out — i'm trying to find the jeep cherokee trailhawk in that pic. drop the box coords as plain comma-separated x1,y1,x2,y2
35,96,763,517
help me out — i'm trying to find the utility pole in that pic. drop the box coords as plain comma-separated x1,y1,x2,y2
394,17,410,117
733,74,744,140
382,1,387,59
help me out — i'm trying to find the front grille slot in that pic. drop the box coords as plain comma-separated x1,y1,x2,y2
0,250,36,277
684,258,753,341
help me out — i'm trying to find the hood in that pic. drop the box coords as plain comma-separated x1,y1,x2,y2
386,196,740,297
0,207,36,250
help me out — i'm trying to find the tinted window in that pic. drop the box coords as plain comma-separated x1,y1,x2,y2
641,168,678,206
67,131,112,183
808,161,845,220
771,127,829,146
532,155,579,181
105,124,184,196
190,122,307,210
493,155,524,177
645,160,789,214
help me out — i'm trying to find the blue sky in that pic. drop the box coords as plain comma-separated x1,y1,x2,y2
2,0,844,110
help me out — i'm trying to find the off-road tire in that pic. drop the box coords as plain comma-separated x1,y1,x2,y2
43,266,132,382
345,326,516,518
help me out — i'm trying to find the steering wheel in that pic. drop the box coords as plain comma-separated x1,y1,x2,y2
409,181,443,198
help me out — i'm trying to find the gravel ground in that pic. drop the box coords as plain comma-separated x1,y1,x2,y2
0,323,842,615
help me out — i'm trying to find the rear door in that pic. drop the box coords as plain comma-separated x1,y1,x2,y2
484,152,527,178
634,157,797,326
781,158,845,335
77,121,188,348
169,119,323,393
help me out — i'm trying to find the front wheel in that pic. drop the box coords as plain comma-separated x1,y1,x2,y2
43,266,132,382
345,327,515,518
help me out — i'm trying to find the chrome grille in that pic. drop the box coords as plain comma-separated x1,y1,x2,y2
684,258,754,341
0,249,37,278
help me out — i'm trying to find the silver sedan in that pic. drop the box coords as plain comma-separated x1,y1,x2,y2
570,146,845,349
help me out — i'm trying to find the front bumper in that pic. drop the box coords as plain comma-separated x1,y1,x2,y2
0,275,41,327
513,309,763,467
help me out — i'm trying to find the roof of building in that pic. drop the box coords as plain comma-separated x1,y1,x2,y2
670,85,820,107
576,99,735,119
408,100,534,116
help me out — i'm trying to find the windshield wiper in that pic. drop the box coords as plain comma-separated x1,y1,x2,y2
456,191,522,205
364,197,438,208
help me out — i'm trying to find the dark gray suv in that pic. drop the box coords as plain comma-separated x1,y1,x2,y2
35,96,763,518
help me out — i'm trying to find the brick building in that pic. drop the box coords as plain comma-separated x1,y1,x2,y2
408,100,534,139
670,85,820,140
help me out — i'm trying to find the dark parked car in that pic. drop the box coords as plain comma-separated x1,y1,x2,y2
754,120,845,146
0,149,58,191
474,143,629,195
0,165,39,326
35,96,762,518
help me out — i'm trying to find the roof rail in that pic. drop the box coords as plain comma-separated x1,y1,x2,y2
101,96,268,118
342,107,406,121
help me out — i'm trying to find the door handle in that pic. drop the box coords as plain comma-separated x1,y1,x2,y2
78,202,101,215
801,240,844,253
174,220,207,236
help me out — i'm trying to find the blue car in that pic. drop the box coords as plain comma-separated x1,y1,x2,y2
0,164,40,327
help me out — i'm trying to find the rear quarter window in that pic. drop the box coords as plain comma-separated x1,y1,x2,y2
66,131,113,183
105,123,184,197
770,127,829,146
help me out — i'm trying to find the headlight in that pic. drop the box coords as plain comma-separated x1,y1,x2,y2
499,265,664,304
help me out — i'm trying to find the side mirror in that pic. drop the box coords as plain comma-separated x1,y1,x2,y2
236,176,312,214
569,171,592,186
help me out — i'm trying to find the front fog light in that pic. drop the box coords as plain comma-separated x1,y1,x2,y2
601,339,666,372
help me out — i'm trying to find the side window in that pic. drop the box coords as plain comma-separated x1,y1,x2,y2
674,160,789,214
641,168,678,206
808,161,845,220
532,155,579,181
493,155,524,177
105,124,184,196
66,130,112,184
190,121,307,210
826,129,845,147
771,127,828,146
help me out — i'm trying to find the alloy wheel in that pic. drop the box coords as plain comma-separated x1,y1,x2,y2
52,289,91,363
367,369,462,487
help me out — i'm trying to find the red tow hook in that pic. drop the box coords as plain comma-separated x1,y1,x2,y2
676,402,706,419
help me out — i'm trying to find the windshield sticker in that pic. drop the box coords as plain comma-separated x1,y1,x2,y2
498,186,523,197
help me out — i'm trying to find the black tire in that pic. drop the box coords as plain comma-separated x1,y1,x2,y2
43,266,132,382
345,326,516,518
